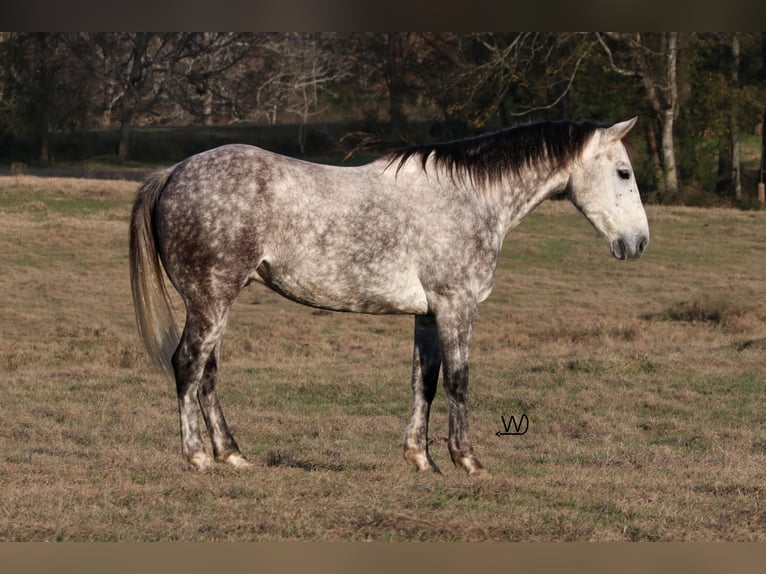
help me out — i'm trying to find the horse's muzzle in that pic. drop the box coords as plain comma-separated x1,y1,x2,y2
610,234,649,260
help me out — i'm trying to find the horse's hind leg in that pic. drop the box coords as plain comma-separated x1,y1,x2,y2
173,301,244,470
173,317,218,469
198,341,251,468
403,314,442,473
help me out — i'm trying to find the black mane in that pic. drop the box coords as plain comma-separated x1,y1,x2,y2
388,120,604,188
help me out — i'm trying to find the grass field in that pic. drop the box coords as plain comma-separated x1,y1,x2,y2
0,174,765,541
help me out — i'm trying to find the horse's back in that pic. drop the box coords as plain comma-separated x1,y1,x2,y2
153,144,431,314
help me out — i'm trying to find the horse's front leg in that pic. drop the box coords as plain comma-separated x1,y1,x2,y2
435,299,487,476
403,314,442,473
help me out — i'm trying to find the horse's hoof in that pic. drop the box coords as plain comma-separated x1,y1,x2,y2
221,452,252,469
453,454,487,477
418,461,443,475
187,452,215,471
467,466,491,478
404,448,443,474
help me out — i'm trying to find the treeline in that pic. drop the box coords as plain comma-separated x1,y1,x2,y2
1,32,765,204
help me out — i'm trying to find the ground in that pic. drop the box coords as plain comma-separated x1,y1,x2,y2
0,175,765,541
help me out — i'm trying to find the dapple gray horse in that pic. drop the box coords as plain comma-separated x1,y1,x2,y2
130,118,649,475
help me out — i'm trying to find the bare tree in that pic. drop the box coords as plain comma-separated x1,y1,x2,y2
381,33,418,139
338,33,430,142
597,32,681,193
118,33,192,159
67,33,193,159
64,33,133,128
247,33,354,153
463,33,594,125
166,33,256,125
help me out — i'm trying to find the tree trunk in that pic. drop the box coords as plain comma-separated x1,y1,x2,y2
760,107,766,204
202,88,214,126
597,32,682,194
661,107,679,193
118,33,149,160
118,94,134,160
731,129,742,200
661,32,679,193
717,144,731,195
730,33,742,201
389,85,407,138
634,32,680,193
646,119,666,191
715,33,743,200
386,33,410,140
38,128,50,163
761,35,766,203
298,121,306,155
118,120,131,160
101,83,116,127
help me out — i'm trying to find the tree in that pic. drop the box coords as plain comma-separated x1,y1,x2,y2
0,33,82,162
230,33,356,154
65,33,197,159
681,33,765,201
117,33,192,159
729,33,743,200
67,33,187,159
275,33,354,154
710,32,765,201
454,33,594,127
165,33,256,126
597,32,682,194
382,32,418,140
338,33,427,142
761,33,766,204
65,33,138,129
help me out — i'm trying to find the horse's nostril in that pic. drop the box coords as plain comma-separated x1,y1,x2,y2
618,239,627,259
638,237,648,255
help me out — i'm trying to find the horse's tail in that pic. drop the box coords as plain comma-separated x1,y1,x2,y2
129,169,180,379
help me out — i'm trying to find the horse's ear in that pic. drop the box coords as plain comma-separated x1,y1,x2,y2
581,117,638,161
606,117,638,141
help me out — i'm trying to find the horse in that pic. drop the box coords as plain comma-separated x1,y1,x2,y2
129,118,649,475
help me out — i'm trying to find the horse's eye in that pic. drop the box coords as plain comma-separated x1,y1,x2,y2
617,168,631,180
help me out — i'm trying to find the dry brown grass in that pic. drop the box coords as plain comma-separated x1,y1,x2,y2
1,175,765,540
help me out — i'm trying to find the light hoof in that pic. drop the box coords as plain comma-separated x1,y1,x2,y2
453,454,487,477
221,452,253,469
467,466,491,478
404,448,443,474
187,451,215,471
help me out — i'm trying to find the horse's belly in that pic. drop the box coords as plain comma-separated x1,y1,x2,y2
250,258,429,315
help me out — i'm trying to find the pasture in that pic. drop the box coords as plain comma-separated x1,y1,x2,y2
0,174,765,541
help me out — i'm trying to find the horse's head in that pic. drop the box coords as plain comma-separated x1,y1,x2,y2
568,117,649,260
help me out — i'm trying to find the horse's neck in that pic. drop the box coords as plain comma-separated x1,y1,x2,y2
377,155,570,237
491,166,571,237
